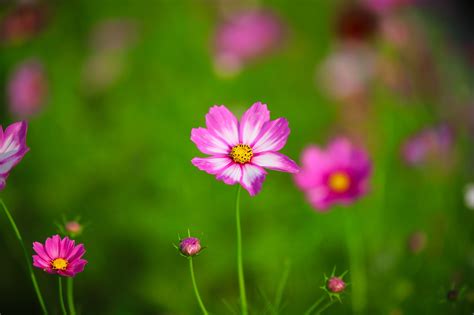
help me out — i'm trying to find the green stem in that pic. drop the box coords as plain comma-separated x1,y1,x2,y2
344,210,367,315
315,300,336,315
189,258,209,315
235,185,248,315
303,296,325,315
67,277,76,315
0,198,48,314
58,277,67,315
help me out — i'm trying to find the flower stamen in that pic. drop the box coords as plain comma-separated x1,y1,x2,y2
51,258,68,271
230,144,253,164
328,171,350,193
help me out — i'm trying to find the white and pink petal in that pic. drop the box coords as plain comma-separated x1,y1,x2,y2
239,102,270,145
252,152,299,173
191,127,230,155
240,164,266,196
205,105,239,146
251,118,290,153
216,163,242,185
0,121,28,161
192,156,233,175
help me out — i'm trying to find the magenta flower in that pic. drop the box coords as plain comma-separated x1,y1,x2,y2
0,121,29,190
33,235,87,277
191,102,299,196
214,10,285,75
294,138,372,211
8,59,47,118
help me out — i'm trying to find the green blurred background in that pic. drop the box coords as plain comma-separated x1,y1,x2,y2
0,0,473,314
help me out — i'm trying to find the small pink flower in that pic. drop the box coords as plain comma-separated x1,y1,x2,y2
8,59,47,118
191,102,299,196
179,237,202,257
0,121,29,190
294,138,372,211
327,276,346,293
32,235,87,277
214,10,285,75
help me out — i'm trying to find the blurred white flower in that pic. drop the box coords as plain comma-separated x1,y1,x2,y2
317,44,376,101
464,184,474,210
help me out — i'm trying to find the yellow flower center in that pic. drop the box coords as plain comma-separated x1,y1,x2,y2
51,258,68,271
230,144,253,164
328,171,351,193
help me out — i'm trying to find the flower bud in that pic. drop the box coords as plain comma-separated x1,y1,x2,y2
65,221,83,236
179,237,202,257
327,277,346,293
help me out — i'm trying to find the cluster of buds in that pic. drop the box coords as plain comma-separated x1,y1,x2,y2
321,267,349,302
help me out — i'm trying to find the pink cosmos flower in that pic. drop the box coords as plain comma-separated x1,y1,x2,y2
191,102,299,196
294,138,372,211
8,60,47,118
0,121,29,190
33,235,87,277
214,10,285,75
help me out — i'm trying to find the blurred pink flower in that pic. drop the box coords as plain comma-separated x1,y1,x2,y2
294,138,372,211
7,60,47,118
214,10,285,75
317,44,376,101
0,3,48,44
191,102,299,196
362,0,414,14
401,124,453,166
0,121,29,190
33,235,87,277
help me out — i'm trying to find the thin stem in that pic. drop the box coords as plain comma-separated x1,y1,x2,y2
67,277,76,315
273,260,291,313
303,296,325,315
58,277,67,315
315,300,335,315
235,185,248,315
189,258,209,315
0,198,48,315
344,210,367,315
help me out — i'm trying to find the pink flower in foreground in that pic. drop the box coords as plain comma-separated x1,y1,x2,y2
33,235,87,277
214,10,285,75
8,59,47,118
0,121,29,190
191,102,299,196
294,138,372,211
